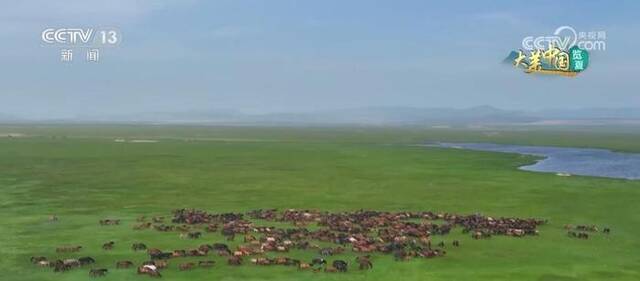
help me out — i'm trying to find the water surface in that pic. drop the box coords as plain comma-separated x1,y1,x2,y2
435,142,640,180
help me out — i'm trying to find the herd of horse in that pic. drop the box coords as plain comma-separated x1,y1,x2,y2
565,224,610,239
30,208,608,277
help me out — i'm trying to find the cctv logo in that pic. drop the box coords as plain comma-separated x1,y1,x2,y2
521,26,606,51
41,28,94,44
522,26,575,51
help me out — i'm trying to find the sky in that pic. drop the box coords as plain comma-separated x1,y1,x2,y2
0,0,638,118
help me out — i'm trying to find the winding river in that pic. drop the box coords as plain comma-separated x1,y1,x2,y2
435,142,640,180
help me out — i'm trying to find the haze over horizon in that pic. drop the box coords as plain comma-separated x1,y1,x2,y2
1,1,639,119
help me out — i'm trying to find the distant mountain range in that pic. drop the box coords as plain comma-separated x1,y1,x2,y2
532,108,640,120
0,113,21,122
248,106,538,125
2,106,640,126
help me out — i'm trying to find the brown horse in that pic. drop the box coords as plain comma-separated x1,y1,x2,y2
116,261,133,269
179,262,195,271
56,246,82,253
356,256,372,270
228,256,242,266
102,241,115,250
132,243,147,251
89,268,108,277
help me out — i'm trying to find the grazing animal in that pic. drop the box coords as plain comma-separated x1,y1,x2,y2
99,219,120,225
286,258,301,266
198,244,212,252
212,243,230,250
188,232,202,239
116,261,133,268
148,270,162,278
319,248,334,256
198,260,215,268
205,224,218,232
251,257,272,265
172,249,187,257
79,257,96,265
226,234,236,241
102,241,115,250
133,222,152,230
190,249,208,256
132,243,147,251
179,262,195,271
150,252,172,260
89,268,108,277
148,248,163,255
63,259,81,268
576,225,598,232
324,266,338,273
452,240,460,247
154,260,168,269
154,224,174,232
274,257,288,265
233,250,244,257
53,261,71,272
472,231,491,239
393,250,410,261
171,250,187,258
152,216,164,223
568,231,589,239
228,256,243,266
56,246,82,253
332,260,348,272
138,265,162,278
311,258,327,267
356,256,372,270
30,256,47,264
213,243,232,256
244,234,257,242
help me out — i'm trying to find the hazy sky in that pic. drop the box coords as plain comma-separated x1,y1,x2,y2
0,0,638,118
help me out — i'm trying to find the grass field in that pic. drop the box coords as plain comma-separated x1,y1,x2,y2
1,125,639,281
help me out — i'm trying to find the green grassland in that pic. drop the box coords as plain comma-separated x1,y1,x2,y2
1,125,639,281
